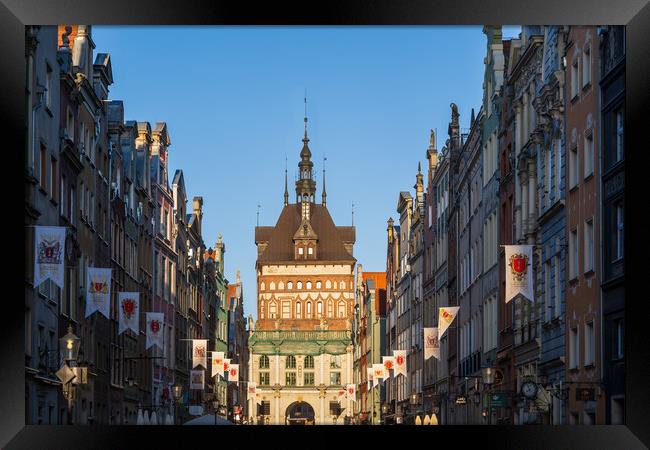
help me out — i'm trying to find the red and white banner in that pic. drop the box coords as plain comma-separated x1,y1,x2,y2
247,381,258,400
393,350,407,377
438,307,460,339
192,339,208,369
372,363,386,387
424,327,440,360
85,267,112,319
146,312,164,350
228,364,239,384
367,368,374,390
382,356,395,378
347,384,356,401
190,369,204,390
505,245,534,302
34,226,66,289
211,351,225,378
223,359,231,374
118,292,139,335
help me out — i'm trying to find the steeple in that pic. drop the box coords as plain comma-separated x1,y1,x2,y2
283,156,288,206
322,156,327,206
295,95,316,219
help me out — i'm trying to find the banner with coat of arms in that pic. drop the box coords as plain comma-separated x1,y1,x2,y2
505,245,534,303
223,359,231,374
146,312,164,350
34,226,66,289
85,267,112,319
367,368,374,390
382,356,395,378
192,339,208,369
228,364,239,384
424,327,440,360
372,363,386,387
438,306,460,340
393,350,407,377
118,292,139,335
346,384,356,401
190,369,204,390
212,351,225,378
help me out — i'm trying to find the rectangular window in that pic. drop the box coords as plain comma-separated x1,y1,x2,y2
570,326,579,369
70,185,76,223
614,319,624,359
304,372,314,386
60,174,66,216
571,59,579,99
554,255,560,318
285,372,296,386
582,46,591,87
544,261,551,322
570,145,578,189
584,321,595,366
570,228,579,279
584,219,594,273
615,110,624,162
329,371,341,385
584,132,594,178
615,202,624,260
40,146,47,190
282,301,291,319
259,372,270,386
330,355,341,369
45,65,52,108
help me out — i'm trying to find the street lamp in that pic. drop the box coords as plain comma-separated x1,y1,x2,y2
172,384,182,425
482,366,495,425
212,399,219,425
60,324,80,362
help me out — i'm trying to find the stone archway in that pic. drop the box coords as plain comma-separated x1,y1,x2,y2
285,401,315,425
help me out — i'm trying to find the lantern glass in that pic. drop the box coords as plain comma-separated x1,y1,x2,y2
172,384,182,400
482,367,495,385
59,325,80,362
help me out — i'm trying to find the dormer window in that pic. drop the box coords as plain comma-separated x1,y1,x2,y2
299,247,304,255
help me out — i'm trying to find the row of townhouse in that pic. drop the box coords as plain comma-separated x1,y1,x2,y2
384,25,625,425
24,25,248,425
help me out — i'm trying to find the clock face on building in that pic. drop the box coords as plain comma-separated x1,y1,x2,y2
521,381,538,399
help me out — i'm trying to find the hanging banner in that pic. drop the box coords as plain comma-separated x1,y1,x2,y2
367,368,374,391
372,363,386,387
223,359,231,374
118,292,140,335
146,312,164,350
34,226,66,289
86,267,112,319
424,327,440,360
438,307,460,340
192,339,208,369
393,350,408,377
247,381,258,400
228,364,239,384
212,351,225,378
505,245,534,302
347,384,356,401
190,369,205,390
382,356,395,378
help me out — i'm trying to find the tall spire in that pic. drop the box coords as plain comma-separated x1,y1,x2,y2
303,89,308,142
322,155,327,206
284,156,288,206
296,92,316,210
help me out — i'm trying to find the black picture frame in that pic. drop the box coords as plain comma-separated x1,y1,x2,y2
4,0,648,448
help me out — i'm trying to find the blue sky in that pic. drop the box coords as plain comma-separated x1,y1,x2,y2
93,26,521,319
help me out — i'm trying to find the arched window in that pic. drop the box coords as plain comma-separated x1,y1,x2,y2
269,301,277,319
306,281,312,290
269,281,276,291
327,300,333,318
307,302,312,318
308,246,313,255
338,301,346,318
260,301,265,319
278,281,285,290
261,282,266,291
286,355,296,369
259,355,269,369
296,302,301,319
297,281,303,289
340,281,346,290
326,280,331,289
304,355,314,369
316,281,322,289
317,301,322,318
287,281,293,290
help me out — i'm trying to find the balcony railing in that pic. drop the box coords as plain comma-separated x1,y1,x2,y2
250,330,350,342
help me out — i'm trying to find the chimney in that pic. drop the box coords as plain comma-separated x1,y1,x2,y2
193,196,203,235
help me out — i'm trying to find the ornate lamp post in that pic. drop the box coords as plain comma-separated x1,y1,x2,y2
481,366,495,425
59,325,80,425
172,384,183,425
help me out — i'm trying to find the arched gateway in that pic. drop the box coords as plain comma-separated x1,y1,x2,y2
285,401,315,425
